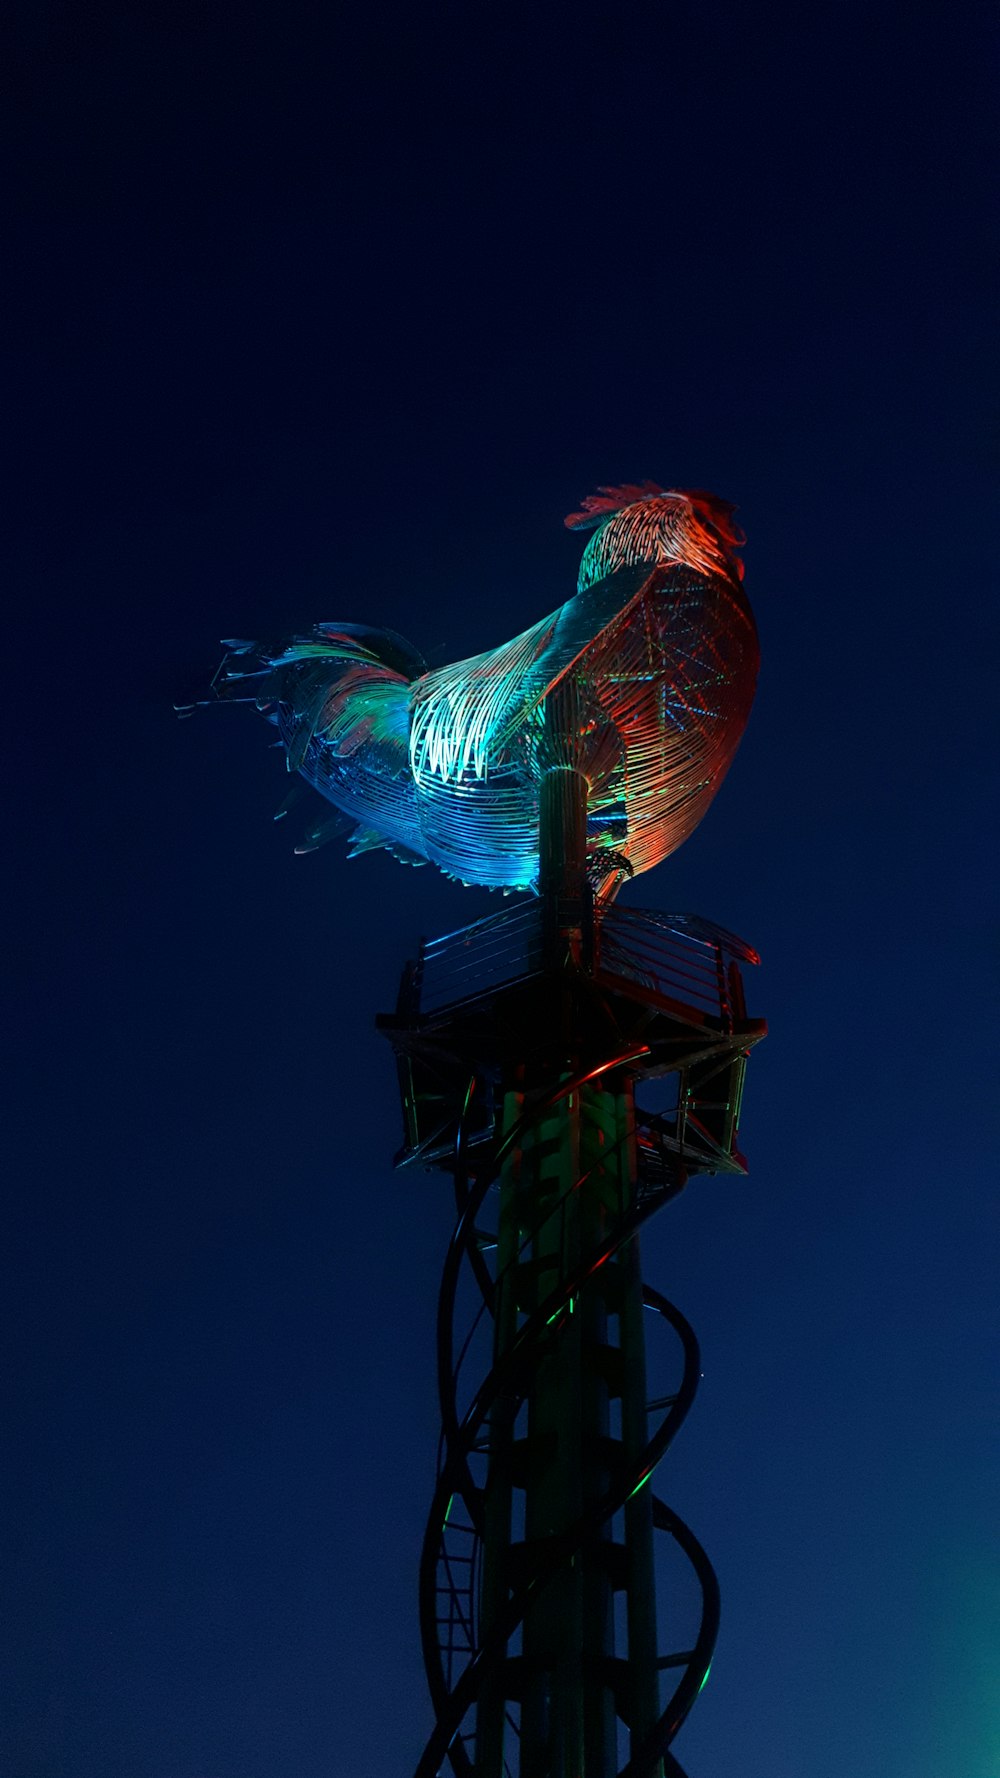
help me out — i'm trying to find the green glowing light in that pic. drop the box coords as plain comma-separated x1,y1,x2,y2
698,1660,712,1695
545,1295,577,1327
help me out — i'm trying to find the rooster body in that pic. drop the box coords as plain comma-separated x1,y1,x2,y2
214,487,759,897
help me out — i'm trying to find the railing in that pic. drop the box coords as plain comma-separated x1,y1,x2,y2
596,906,757,1030
418,903,544,1017
415,900,756,1030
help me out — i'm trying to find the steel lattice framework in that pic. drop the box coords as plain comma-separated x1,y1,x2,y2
196,483,766,1778
378,890,765,1778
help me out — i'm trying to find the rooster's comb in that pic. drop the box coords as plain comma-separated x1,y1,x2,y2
564,482,667,531
565,483,746,554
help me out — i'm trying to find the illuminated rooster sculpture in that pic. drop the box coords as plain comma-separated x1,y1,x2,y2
199,480,767,1778
212,483,758,897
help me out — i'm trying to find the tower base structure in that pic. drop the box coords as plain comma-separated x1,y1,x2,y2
378,888,765,1778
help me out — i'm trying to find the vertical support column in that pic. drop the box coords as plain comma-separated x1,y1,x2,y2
538,764,589,973
519,1089,586,1777
577,1083,624,1772
475,1087,526,1778
472,735,661,1777
474,1079,663,1778
616,1101,662,1768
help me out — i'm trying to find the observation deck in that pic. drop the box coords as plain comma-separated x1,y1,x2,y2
378,899,766,1189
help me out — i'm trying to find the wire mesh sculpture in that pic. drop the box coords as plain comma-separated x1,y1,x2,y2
210,485,758,900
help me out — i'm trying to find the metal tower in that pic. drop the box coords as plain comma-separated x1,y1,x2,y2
379,762,764,1778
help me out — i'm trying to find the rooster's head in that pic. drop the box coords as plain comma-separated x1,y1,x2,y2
566,482,745,590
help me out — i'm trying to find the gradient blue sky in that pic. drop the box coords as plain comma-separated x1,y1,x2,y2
4,4,997,1776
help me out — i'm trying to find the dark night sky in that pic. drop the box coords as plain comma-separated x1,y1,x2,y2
3,4,997,1775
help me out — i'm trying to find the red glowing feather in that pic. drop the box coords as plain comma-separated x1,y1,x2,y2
564,481,666,531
